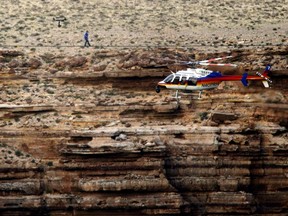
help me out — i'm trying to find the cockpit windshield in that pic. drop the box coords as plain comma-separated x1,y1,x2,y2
163,74,174,83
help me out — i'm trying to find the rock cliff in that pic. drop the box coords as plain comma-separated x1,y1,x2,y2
0,47,287,215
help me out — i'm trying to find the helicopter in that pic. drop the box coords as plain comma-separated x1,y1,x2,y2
155,56,272,100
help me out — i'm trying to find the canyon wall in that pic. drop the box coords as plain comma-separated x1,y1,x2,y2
0,47,287,215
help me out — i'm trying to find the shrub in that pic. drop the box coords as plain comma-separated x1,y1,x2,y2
199,112,209,121
15,150,23,157
47,161,53,166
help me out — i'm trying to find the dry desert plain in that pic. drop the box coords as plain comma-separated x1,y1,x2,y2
1,0,288,52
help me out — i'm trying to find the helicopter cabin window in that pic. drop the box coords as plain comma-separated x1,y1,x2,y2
172,75,180,84
180,77,187,84
187,77,197,86
163,74,174,83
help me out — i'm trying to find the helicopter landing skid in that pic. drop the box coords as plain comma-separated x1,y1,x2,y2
198,91,202,99
169,90,203,105
170,90,181,104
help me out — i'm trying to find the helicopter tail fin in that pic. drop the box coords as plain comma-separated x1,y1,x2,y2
262,64,272,76
241,73,248,86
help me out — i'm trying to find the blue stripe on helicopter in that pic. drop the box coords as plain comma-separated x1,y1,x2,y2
198,72,222,80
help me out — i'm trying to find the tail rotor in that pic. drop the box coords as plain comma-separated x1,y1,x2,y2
256,65,272,88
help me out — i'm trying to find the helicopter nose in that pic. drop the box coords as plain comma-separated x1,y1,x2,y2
158,81,165,85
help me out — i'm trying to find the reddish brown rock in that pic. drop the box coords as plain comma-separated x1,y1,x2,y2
8,59,21,68
0,47,287,216
54,59,67,70
211,112,238,123
93,64,107,72
0,50,24,57
67,56,87,68
26,58,42,69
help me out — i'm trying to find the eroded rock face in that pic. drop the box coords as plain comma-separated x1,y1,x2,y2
26,58,42,69
0,50,24,57
66,56,87,68
0,48,287,215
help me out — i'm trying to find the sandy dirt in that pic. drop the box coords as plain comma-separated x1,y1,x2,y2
1,0,288,55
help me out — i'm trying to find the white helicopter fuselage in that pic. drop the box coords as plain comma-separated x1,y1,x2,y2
157,68,219,91
175,68,214,78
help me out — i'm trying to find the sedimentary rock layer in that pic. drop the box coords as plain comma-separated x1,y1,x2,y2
0,48,287,215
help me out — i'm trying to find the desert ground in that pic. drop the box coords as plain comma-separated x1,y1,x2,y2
1,0,288,53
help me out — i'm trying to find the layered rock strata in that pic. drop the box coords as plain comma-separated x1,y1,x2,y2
0,48,287,215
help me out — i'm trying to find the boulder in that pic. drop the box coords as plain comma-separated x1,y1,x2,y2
8,59,21,68
212,112,237,123
26,58,42,69
115,133,127,141
0,50,24,57
153,103,179,113
93,64,107,72
54,59,67,70
67,56,87,68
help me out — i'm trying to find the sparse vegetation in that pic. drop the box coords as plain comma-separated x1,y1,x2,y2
47,161,53,166
0,0,286,50
15,150,23,157
199,112,209,121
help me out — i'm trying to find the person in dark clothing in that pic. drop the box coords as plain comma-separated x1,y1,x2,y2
84,31,91,47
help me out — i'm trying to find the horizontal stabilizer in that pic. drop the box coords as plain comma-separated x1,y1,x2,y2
262,80,270,88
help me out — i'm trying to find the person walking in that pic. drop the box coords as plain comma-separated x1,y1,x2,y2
84,31,91,47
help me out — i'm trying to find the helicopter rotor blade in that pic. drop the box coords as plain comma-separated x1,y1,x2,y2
148,55,236,67
199,56,234,63
177,61,197,66
199,62,238,67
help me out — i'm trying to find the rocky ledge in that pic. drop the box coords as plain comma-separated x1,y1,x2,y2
0,47,287,215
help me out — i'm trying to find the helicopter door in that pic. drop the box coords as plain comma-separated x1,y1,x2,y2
181,77,188,90
187,77,197,86
172,75,180,84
